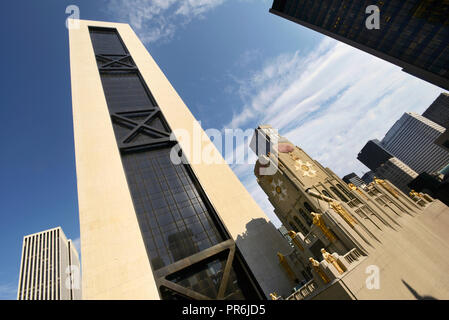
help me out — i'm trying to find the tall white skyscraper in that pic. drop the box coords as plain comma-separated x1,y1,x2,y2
381,112,449,174
17,227,81,300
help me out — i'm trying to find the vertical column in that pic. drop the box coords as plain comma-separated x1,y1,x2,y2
50,230,54,300
52,229,56,300
56,229,60,300
24,237,31,300
68,240,73,300
29,235,36,300
38,234,43,300
43,231,47,299
17,237,26,300
33,235,40,300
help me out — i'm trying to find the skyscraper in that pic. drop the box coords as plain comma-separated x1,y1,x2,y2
342,173,366,188
270,0,449,90
381,112,449,174
357,139,419,193
357,139,393,172
422,92,449,128
374,157,418,193
69,20,294,300
17,227,81,300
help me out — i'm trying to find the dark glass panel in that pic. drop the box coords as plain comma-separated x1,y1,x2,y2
100,73,156,112
166,251,227,299
90,29,127,55
122,148,225,270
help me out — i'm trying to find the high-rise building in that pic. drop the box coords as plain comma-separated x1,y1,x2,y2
374,157,418,193
69,20,295,300
342,173,366,188
17,227,81,300
361,171,375,184
422,93,449,129
435,129,449,152
251,124,449,300
357,139,393,172
270,0,449,90
381,112,449,174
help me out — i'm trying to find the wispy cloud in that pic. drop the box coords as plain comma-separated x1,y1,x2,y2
0,283,17,300
72,237,81,256
106,0,227,44
225,37,443,226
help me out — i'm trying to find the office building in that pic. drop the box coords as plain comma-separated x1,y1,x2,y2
357,139,393,172
422,93,449,128
270,0,449,90
342,173,366,188
17,227,81,300
69,20,294,300
435,129,449,152
374,157,418,193
251,124,449,300
381,112,449,174
361,171,375,184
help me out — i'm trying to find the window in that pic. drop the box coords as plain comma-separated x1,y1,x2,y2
293,216,308,235
330,186,349,202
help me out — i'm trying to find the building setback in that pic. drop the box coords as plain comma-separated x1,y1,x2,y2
374,157,418,194
69,20,295,300
381,112,449,174
342,173,366,188
17,227,81,300
270,0,449,90
422,93,449,129
357,139,393,172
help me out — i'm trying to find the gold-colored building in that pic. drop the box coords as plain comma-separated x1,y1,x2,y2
69,20,296,300
252,125,449,299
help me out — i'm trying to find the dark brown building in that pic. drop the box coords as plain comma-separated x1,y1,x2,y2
270,0,449,90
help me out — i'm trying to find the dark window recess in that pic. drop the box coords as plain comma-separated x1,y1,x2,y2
330,186,349,203
88,27,263,300
122,148,225,269
443,140,449,149
90,29,127,55
100,72,157,112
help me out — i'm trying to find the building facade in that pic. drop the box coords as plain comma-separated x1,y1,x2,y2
251,125,449,300
342,173,366,188
374,157,418,193
270,0,449,90
361,171,375,184
435,129,449,152
357,139,393,172
17,227,81,300
422,93,449,129
381,112,449,174
69,20,294,300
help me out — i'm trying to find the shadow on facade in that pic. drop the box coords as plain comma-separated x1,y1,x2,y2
235,217,301,297
402,280,437,300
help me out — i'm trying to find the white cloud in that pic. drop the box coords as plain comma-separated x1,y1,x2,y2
0,283,17,300
72,237,81,256
225,37,444,227
107,0,227,43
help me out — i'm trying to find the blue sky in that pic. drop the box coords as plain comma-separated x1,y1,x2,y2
0,0,444,299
